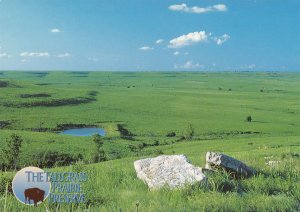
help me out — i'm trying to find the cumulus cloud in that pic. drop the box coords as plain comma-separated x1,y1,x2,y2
0,53,12,58
173,51,180,56
50,28,61,33
213,34,230,45
168,3,227,14
20,52,50,57
156,39,164,44
139,46,154,51
56,53,72,58
168,31,210,48
175,60,202,69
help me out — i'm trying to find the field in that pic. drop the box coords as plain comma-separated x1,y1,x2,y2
0,71,299,211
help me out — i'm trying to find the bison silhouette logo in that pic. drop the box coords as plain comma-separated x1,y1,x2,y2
24,187,45,206
12,167,51,206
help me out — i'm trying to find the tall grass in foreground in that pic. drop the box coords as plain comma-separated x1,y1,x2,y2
1,149,299,212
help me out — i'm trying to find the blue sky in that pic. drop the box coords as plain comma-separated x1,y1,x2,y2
0,0,299,71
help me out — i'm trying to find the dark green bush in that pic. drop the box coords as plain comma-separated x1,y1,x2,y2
32,150,83,168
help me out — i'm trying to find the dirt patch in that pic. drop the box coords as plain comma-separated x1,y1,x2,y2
3,97,95,108
0,80,9,87
117,124,135,140
20,93,52,98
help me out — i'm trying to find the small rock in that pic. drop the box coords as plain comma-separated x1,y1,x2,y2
134,155,206,190
266,160,280,167
205,152,256,178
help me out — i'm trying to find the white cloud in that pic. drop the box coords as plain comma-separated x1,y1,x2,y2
182,61,200,69
175,60,202,69
156,39,164,44
184,52,189,55
168,31,210,48
139,46,154,51
173,51,180,56
0,53,12,58
213,4,227,12
56,53,72,58
213,34,230,45
20,52,50,57
50,28,61,33
88,57,98,62
240,64,256,70
168,3,227,14
247,64,256,69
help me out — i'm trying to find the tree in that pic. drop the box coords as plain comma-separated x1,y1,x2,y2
184,123,194,140
92,134,106,162
2,134,23,170
246,115,252,122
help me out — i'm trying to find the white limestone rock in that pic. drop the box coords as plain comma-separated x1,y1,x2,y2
205,152,256,177
134,155,206,190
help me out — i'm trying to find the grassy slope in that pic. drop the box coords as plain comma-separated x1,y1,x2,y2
0,71,299,211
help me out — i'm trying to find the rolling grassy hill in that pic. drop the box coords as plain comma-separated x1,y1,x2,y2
0,71,299,211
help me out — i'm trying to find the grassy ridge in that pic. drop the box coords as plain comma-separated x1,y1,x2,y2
1,136,299,211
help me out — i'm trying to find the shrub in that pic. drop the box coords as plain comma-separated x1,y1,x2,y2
246,115,252,122
33,151,83,168
184,123,194,140
117,124,135,140
19,93,51,98
0,80,9,87
93,134,106,162
166,131,176,137
154,149,164,155
0,173,13,194
87,90,98,97
1,134,23,170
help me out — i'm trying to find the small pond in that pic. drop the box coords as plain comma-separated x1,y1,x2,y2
59,128,106,137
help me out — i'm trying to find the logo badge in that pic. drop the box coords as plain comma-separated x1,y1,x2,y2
12,166,51,206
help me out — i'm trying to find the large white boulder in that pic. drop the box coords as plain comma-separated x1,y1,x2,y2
205,152,256,177
134,155,206,190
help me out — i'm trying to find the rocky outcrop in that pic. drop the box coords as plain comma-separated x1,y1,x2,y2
134,155,206,190
205,152,256,177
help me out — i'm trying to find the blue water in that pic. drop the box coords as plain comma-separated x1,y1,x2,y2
59,128,106,136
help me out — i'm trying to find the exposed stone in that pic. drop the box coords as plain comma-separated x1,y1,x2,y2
266,160,280,167
205,152,256,177
134,155,206,190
